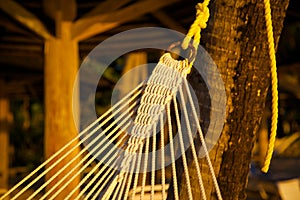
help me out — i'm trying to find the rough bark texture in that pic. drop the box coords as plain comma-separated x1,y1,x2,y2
178,0,289,199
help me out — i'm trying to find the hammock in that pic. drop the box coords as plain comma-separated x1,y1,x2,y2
2,52,223,200
1,0,278,199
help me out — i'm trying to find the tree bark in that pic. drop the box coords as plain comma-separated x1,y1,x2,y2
178,0,289,199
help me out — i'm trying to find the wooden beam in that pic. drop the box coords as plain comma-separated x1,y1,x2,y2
0,44,43,52
0,55,43,70
0,35,43,44
43,0,76,22
152,10,186,33
73,0,179,41
0,0,51,39
43,0,77,37
0,18,30,35
0,73,42,81
82,0,132,18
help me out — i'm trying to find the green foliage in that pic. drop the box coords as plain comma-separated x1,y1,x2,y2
10,100,44,171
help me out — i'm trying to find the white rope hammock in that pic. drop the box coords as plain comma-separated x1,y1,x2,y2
1,53,223,200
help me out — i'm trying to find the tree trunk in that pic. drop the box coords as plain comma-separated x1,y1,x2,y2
178,0,289,199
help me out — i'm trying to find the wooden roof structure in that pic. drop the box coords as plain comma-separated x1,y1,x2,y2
0,0,198,99
0,0,300,100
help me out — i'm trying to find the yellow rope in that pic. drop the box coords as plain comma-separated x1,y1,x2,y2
261,0,279,173
181,0,277,173
181,0,211,73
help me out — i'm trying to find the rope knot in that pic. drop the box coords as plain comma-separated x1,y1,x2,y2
181,2,210,56
195,3,210,29
181,1,210,73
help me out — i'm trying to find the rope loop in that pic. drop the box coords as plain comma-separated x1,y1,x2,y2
180,1,211,74
167,41,196,64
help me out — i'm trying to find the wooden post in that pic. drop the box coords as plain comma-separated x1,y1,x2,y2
44,21,80,198
0,81,10,195
42,0,81,197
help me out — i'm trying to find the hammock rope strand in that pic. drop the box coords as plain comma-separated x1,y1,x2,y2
140,131,150,199
167,102,179,200
178,86,207,200
49,124,131,200
30,101,138,200
151,123,157,199
184,78,223,200
0,83,144,200
131,142,144,199
173,96,193,200
160,113,166,200
1,87,137,199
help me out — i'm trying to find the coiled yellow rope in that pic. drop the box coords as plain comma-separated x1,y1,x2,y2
261,0,278,173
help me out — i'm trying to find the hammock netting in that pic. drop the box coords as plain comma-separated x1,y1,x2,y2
1,52,225,200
